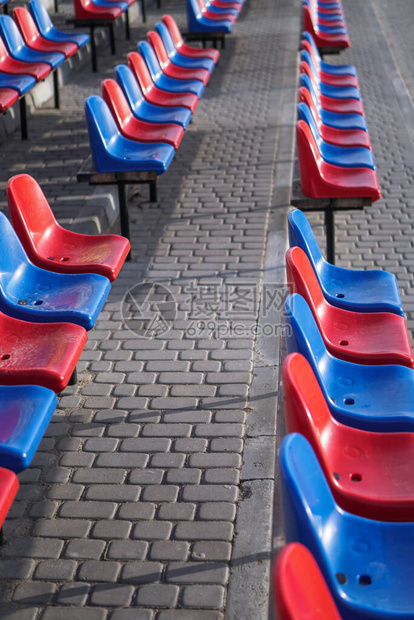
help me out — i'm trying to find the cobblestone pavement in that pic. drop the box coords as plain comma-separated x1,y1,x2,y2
1,0,414,615
0,0,298,617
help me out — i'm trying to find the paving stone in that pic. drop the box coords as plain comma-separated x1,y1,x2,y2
132,521,173,540
182,585,225,609
165,562,229,585
106,540,148,561
120,562,163,584
78,561,121,582
135,584,180,608
12,581,56,604
65,540,106,560
90,583,135,607
56,582,91,606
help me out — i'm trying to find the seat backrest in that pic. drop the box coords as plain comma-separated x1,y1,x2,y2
273,542,342,620
279,433,335,547
28,0,53,36
298,86,322,125
162,14,184,48
102,78,133,131
296,101,323,150
155,21,177,58
298,73,320,104
6,174,57,254
0,14,25,54
302,31,321,59
13,6,40,46
187,0,202,21
282,352,332,444
286,246,326,315
0,211,36,287
287,210,325,271
147,30,169,69
127,51,154,96
115,63,145,113
137,41,162,82
84,95,120,171
284,293,329,370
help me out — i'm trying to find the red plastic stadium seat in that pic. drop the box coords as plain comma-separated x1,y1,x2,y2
127,51,199,112
273,543,341,620
286,246,413,366
162,14,220,63
283,352,414,521
296,119,381,201
303,4,350,49
0,468,18,533
13,7,78,58
0,35,50,80
73,0,122,21
0,311,86,392
147,30,210,85
102,78,184,149
0,88,18,113
7,174,131,282
196,0,237,22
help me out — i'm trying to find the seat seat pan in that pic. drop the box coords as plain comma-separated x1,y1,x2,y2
0,54,50,80
0,87,18,112
0,312,87,392
0,71,36,95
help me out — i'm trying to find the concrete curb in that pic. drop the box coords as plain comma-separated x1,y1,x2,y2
225,1,300,616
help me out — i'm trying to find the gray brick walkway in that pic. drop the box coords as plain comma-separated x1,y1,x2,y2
0,0,413,615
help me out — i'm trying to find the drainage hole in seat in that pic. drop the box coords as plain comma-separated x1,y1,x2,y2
47,257,55,261
333,472,340,480
34,300,43,306
336,293,345,298
358,575,371,586
340,340,349,346
351,473,362,482
18,299,27,305
336,573,347,585
60,257,70,262
0,354,10,360
344,398,355,405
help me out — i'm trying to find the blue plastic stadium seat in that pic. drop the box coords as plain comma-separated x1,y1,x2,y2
284,293,414,431
301,31,357,77
297,103,376,169
0,211,110,331
28,0,90,48
138,41,205,98
288,210,404,315
280,432,414,620
85,95,176,175
155,22,215,73
0,385,57,472
187,0,233,34
115,64,192,129
0,14,65,69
